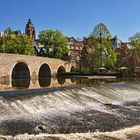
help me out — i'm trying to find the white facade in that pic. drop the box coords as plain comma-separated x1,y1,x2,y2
0,32,4,37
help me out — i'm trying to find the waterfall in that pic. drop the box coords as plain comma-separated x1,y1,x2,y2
0,80,140,136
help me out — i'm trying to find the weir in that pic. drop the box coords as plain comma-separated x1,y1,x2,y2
0,78,140,136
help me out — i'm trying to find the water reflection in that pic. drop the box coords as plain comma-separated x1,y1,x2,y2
74,77,140,85
57,77,66,86
39,77,51,87
12,79,30,89
70,78,76,83
2,77,140,91
0,77,76,90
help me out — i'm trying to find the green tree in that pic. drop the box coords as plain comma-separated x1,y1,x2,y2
0,33,33,55
0,28,14,52
38,30,68,59
129,32,140,51
92,38,116,70
90,23,111,38
129,32,140,41
90,23,116,71
4,27,14,38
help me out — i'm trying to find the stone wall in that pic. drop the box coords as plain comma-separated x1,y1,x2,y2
0,53,76,82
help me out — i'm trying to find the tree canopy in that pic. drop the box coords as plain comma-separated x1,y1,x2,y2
0,28,33,55
129,32,140,41
38,30,68,59
87,23,116,71
90,23,111,39
129,32,140,51
92,38,117,70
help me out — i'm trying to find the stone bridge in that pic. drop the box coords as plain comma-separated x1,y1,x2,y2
0,53,76,82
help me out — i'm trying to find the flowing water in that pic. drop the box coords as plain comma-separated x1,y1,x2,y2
0,77,140,139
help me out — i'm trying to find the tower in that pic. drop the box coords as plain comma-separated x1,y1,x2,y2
25,19,36,41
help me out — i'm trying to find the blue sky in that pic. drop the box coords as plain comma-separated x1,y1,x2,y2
0,0,140,41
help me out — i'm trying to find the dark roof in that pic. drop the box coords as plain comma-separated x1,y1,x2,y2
26,18,34,28
14,30,22,35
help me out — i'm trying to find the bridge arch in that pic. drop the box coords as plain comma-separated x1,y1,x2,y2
11,61,30,88
38,63,51,87
0,53,77,84
70,66,76,72
38,63,51,78
57,65,66,76
12,62,30,79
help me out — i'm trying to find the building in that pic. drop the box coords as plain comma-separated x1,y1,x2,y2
67,37,83,62
80,45,93,72
83,36,122,48
25,19,36,41
24,19,47,56
34,39,46,56
111,36,122,48
0,32,4,37
83,36,95,47
14,30,22,35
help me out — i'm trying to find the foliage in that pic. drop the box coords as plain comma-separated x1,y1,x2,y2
129,32,140,41
90,23,111,39
118,33,140,74
129,33,140,51
92,38,117,70
0,28,33,55
88,23,116,71
38,30,68,59
4,27,14,38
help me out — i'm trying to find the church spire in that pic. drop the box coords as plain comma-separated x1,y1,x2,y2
25,18,36,41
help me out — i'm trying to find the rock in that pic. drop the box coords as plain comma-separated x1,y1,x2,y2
35,125,46,133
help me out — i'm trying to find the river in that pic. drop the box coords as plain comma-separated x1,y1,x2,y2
0,77,140,139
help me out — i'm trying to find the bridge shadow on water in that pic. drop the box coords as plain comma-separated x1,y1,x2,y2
0,77,77,91
1,76,140,91
12,79,31,89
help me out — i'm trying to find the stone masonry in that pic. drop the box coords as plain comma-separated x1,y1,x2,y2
0,53,76,82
